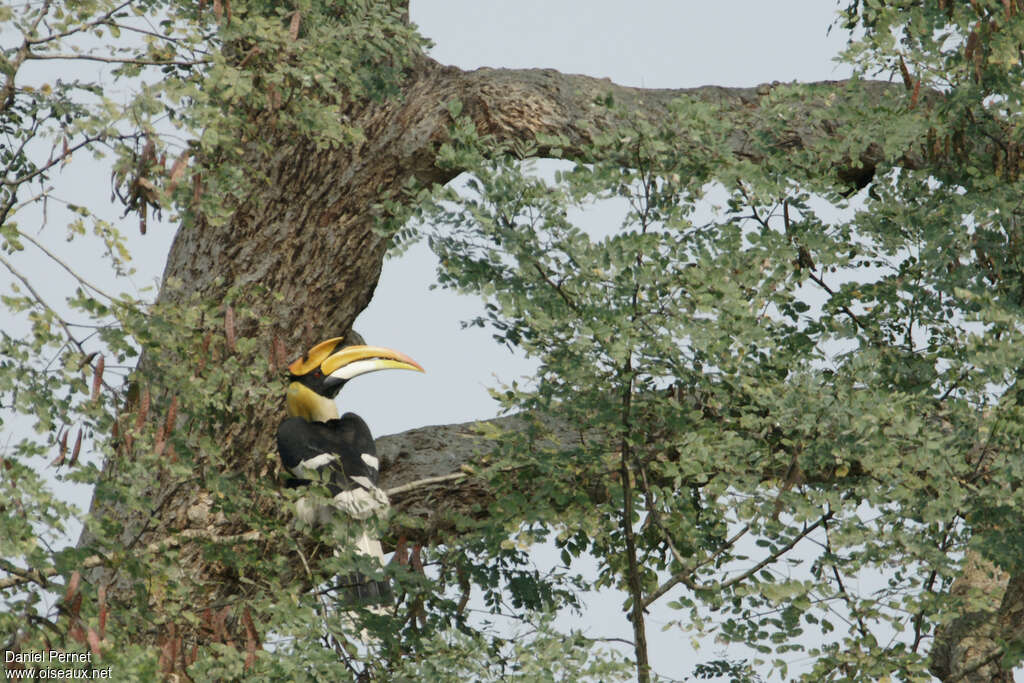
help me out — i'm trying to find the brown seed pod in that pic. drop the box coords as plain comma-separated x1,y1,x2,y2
51,429,68,467
86,628,101,656
965,29,979,61
65,570,80,603
70,429,83,467
98,586,107,639
136,386,151,432
91,355,105,401
898,55,913,90
225,306,236,352
165,395,178,437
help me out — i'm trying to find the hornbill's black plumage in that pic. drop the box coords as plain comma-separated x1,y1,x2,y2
276,337,424,604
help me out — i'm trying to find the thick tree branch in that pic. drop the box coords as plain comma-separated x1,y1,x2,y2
448,64,916,187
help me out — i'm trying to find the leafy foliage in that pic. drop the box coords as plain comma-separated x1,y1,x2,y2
414,3,1024,677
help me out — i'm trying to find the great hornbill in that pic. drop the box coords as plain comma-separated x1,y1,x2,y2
276,337,424,603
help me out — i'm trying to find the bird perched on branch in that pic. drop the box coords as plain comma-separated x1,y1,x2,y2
276,336,424,604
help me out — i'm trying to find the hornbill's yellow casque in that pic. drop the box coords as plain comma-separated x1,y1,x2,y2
276,337,424,603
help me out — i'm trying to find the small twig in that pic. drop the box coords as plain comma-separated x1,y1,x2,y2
1,133,111,189
25,53,206,68
24,0,132,47
16,229,119,301
0,252,86,355
642,512,831,609
806,269,874,337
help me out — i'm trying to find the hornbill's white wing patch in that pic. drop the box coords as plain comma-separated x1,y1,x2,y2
292,452,338,477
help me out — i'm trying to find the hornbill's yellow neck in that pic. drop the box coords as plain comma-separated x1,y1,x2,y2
286,382,339,422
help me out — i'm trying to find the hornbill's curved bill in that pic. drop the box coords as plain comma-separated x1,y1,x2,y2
276,338,424,605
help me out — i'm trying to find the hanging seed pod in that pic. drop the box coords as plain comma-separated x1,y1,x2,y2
98,586,107,639
242,607,260,670
164,396,178,437
273,333,288,370
898,55,913,90
965,29,979,61
91,355,105,401
224,305,236,352
51,429,68,467
86,628,101,656
65,570,80,603
135,386,150,432
69,429,83,467
198,331,212,374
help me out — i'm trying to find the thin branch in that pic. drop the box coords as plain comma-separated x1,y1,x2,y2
531,261,579,313
24,0,132,47
911,518,958,653
25,53,206,68
0,252,86,355
384,472,468,497
1,133,116,189
642,512,832,609
636,462,690,570
16,229,119,302
806,269,875,338
106,21,210,51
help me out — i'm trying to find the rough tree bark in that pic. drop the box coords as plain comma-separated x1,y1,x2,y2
77,22,1021,681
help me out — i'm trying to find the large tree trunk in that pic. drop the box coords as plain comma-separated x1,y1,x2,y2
78,45,1021,680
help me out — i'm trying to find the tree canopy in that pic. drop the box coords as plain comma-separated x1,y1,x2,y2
3,1,1024,681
